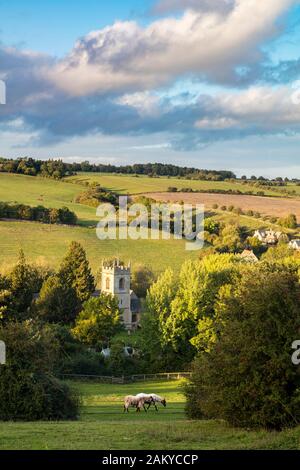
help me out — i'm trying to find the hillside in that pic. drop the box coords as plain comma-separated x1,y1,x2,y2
66,172,281,196
0,220,199,275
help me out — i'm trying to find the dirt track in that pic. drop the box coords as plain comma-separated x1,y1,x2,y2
143,192,300,219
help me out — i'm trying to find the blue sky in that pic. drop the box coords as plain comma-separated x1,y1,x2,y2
0,0,300,177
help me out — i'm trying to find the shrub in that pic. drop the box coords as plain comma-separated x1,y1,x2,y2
0,369,79,421
167,187,178,192
278,214,298,229
0,321,79,421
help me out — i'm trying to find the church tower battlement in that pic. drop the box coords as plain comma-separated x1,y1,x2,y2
101,259,132,328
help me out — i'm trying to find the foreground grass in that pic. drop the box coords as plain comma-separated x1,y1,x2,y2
0,380,300,450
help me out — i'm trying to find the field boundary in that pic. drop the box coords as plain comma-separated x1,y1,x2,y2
60,372,192,384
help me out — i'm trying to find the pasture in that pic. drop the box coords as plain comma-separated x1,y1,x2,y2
0,220,199,274
0,173,96,226
66,172,280,196
0,379,299,450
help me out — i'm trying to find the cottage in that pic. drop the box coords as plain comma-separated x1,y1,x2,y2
253,229,282,245
240,249,259,263
289,239,300,251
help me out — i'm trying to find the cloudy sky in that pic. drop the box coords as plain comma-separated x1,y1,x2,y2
0,0,300,177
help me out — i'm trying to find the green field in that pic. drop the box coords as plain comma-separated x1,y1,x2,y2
0,379,299,450
0,173,96,226
0,220,199,274
0,172,296,273
66,172,280,196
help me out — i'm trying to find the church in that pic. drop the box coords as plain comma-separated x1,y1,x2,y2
96,259,141,330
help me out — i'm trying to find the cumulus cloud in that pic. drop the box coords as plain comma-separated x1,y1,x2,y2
43,0,295,96
0,0,299,151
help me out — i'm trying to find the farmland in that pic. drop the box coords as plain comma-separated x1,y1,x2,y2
0,171,299,272
0,220,199,274
146,192,300,221
66,172,280,196
0,379,299,450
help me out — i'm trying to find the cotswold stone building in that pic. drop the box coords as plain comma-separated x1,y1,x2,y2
101,260,141,330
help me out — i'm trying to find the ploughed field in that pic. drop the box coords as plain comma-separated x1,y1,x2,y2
0,379,300,450
145,192,300,220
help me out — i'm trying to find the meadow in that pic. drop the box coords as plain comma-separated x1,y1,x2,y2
0,379,299,450
0,171,297,272
0,220,199,274
0,173,96,226
66,172,280,196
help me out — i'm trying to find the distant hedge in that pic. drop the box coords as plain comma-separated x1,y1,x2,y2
0,202,77,225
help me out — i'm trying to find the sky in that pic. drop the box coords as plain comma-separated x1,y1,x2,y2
0,0,300,177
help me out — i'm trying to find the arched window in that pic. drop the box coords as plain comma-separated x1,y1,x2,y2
119,277,125,290
106,277,110,290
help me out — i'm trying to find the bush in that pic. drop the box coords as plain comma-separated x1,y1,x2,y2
185,266,300,429
0,321,79,421
0,369,79,421
60,351,107,376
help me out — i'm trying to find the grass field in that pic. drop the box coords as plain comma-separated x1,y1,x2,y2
0,173,96,226
0,379,300,450
0,220,199,274
66,172,281,196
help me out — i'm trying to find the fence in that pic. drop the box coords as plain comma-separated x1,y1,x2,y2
60,372,192,384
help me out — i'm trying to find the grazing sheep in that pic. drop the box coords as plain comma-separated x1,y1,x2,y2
135,393,167,411
123,395,151,413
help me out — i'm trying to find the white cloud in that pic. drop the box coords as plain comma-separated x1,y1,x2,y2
115,91,161,116
43,0,295,96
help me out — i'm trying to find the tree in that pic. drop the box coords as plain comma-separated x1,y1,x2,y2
59,242,95,303
278,213,298,229
146,268,177,327
36,275,79,324
72,294,121,347
0,321,79,421
163,256,237,357
6,250,41,321
214,224,243,253
131,265,155,298
185,264,300,430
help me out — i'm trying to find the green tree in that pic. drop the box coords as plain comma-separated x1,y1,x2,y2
0,321,79,421
59,242,95,303
7,250,41,321
131,265,155,298
279,213,298,229
185,264,300,429
72,294,121,347
214,224,243,253
36,275,79,324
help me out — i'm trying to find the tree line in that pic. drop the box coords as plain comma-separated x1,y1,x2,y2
0,202,77,225
0,157,236,181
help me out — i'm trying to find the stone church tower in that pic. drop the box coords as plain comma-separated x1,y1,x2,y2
101,260,132,329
